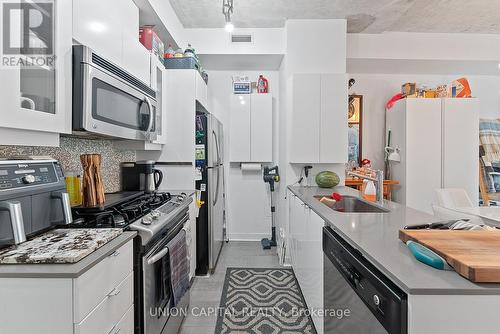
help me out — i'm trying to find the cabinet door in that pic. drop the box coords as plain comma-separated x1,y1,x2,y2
290,74,321,163
442,98,479,203
0,0,71,134
306,210,325,334
230,95,251,162
195,74,209,110
250,94,273,162
320,74,348,163
73,0,123,66
150,56,167,145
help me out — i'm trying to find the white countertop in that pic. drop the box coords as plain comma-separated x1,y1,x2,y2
289,185,500,295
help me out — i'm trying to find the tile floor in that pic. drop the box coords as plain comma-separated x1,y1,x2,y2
179,241,282,334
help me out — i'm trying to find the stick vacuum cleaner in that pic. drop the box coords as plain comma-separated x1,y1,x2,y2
262,166,280,250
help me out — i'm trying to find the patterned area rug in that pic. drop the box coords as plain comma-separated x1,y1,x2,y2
215,268,317,334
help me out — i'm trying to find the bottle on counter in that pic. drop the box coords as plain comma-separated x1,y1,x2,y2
65,171,82,207
363,180,377,202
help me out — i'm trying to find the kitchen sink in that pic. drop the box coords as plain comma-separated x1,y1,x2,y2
314,195,390,213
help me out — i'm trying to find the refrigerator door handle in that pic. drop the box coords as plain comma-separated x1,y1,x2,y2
213,167,220,206
212,130,221,165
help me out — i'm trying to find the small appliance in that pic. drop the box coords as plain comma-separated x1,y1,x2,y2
0,159,72,249
121,161,163,193
72,45,159,141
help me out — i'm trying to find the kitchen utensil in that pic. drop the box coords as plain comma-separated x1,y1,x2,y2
80,154,105,207
406,240,453,271
400,229,500,282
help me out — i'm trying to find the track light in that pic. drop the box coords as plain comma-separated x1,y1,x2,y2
222,0,234,32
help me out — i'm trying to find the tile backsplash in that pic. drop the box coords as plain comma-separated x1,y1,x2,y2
0,137,135,192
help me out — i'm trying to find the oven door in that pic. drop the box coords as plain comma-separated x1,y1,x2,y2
80,63,157,141
143,238,172,334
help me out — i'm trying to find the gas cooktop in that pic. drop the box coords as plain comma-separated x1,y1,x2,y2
71,191,173,229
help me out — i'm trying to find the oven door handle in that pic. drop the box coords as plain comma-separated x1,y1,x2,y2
147,247,169,265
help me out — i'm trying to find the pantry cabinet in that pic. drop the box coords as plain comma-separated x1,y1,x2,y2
290,73,348,164
73,0,150,84
0,0,72,137
288,191,324,334
230,94,273,162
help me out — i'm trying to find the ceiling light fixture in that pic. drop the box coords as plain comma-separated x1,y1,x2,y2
222,0,234,32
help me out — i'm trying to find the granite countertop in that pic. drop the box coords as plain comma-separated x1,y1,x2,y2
288,185,500,295
0,228,123,264
0,232,136,278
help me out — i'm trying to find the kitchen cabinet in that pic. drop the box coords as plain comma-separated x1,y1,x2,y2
73,0,150,84
137,70,205,189
387,98,479,213
290,73,348,164
288,192,324,333
0,239,134,334
0,0,72,138
230,94,273,162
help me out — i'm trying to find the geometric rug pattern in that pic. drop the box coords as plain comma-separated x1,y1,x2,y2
215,268,317,334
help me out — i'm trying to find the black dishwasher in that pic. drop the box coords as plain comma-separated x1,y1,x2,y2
323,226,407,334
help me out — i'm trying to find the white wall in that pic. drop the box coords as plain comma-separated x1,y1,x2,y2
207,70,280,240
349,73,500,170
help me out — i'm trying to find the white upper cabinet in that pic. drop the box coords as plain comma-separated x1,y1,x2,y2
290,74,321,163
195,74,209,110
290,73,348,164
320,74,348,163
230,95,252,162
0,0,72,135
230,94,273,162
73,0,150,84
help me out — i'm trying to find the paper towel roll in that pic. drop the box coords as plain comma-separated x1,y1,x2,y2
241,163,262,171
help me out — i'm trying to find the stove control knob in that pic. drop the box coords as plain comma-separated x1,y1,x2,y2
22,175,36,184
141,217,152,225
150,210,161,220
373,294,381,306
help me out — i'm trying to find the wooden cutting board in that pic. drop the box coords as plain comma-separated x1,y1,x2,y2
399,229,500,283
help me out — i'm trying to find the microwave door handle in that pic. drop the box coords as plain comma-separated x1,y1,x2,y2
0,201,27,245
147,247,169,265
144,96,154,132
51,191,73,225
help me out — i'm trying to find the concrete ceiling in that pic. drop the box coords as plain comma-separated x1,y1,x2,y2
169,0,500,34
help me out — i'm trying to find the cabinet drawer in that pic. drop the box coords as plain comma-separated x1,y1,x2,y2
73,240,133,322
112,304,134,334
74,272,134,334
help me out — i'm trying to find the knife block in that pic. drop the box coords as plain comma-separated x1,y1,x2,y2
80,154,105,207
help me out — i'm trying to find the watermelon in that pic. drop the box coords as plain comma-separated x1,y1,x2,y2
315,171,340,188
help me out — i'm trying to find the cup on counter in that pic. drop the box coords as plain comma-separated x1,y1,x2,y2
65,171,82,206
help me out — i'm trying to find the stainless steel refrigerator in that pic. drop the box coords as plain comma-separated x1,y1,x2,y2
195,112,226,275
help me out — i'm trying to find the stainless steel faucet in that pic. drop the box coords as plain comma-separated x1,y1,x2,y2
347,169,385,204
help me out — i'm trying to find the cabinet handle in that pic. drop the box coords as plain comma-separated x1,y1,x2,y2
108,250,120,258
107,288,121,297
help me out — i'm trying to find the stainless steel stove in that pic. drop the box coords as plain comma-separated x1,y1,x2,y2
70,191,192,334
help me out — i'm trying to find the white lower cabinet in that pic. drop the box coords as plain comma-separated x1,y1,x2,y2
288,193,324,334
0,240,134,334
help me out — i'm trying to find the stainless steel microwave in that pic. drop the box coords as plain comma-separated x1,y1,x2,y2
72,45,158,141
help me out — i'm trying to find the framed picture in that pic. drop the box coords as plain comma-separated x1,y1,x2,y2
348,95,363,165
